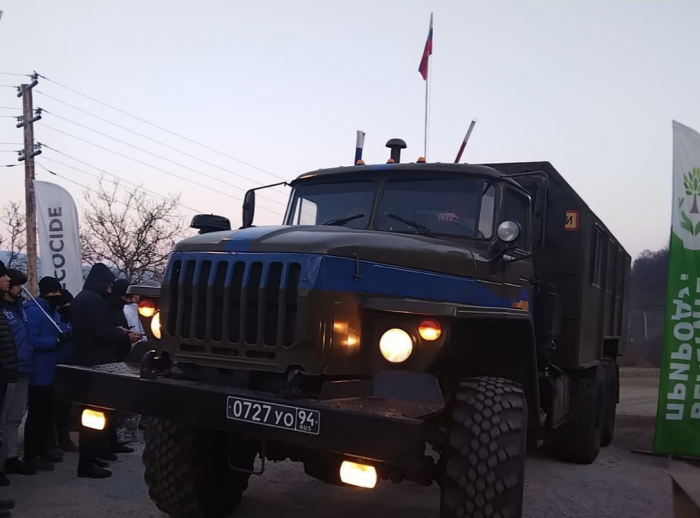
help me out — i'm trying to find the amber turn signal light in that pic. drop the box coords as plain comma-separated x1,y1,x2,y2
418,318,441,341
138,298,156,318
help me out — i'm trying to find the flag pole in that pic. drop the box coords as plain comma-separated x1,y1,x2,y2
423,13,433,160
424,65,429,159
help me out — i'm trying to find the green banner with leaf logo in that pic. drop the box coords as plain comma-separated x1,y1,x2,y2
653,121,700,456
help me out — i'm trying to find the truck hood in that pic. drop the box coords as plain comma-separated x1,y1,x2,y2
176,226,491,278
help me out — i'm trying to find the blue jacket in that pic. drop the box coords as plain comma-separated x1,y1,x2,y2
25,298,67,386
3,297,32,373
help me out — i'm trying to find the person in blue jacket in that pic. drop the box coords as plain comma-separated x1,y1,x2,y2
24,277,70,469
1,269,36,475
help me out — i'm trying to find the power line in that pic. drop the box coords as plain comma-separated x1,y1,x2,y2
0,72,31,77
37,91,289,195
36,72,287,182
0,107,20,110
40,155,203,214
40,110,287,207
39,139,284,218
0,164,19,168
0,85,18,88
36,162,141,210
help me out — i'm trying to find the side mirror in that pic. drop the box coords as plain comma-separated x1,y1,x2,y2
242,190,256,228
497,220,521,243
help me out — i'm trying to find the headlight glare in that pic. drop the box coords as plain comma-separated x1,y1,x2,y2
379,328,413,363
151,311,162,339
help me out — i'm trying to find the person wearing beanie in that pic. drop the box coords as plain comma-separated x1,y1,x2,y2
0,261,18,513
1,269,40,476
24,276,70,469
72,264,132,479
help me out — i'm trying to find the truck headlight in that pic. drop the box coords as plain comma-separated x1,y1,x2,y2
151,311,162,340
379,328,413,363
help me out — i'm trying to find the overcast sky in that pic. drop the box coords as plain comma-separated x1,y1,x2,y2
0,0,697,260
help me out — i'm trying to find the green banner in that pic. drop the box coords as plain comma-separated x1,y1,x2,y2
653,121,700,456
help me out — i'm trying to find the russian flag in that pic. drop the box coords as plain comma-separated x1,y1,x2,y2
354,130,365,164
418,14,433,80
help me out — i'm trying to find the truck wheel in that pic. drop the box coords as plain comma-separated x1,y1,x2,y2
600,357,618,447
440,377,527,518
143,418,256,518
553,366,604,464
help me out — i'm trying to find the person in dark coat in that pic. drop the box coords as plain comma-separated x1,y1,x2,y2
1,269,41,475
24,277,69,468
53,289,76,452
72,264,131,479
0,262,18,513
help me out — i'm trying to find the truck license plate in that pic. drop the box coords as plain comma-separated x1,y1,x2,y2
226,396,320,435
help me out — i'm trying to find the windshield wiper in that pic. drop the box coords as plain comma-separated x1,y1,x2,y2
381,211,432,233
323,213,365,227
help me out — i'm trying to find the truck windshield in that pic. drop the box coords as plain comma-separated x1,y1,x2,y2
287,181,375,229
376,178,493,238
287,177,494,238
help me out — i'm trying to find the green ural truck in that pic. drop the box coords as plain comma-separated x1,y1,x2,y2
56,140,630,518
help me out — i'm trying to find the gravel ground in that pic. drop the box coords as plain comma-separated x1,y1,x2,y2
4,368,675,518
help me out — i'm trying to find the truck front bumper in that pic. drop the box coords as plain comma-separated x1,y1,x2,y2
55,363,443,468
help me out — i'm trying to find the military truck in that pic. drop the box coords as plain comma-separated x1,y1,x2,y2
56,140,630,518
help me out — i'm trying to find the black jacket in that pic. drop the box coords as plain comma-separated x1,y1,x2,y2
0,300,19,384
72,264,131,367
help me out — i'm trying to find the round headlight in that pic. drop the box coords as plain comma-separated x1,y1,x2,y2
151,311,162,340
379,328,413,363
138,298,156,318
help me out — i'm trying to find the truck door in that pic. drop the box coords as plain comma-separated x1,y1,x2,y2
500,187,536,306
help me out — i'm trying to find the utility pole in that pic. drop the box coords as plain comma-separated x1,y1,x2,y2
16,73,41,295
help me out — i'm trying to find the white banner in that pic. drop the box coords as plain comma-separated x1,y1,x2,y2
34,181,83,296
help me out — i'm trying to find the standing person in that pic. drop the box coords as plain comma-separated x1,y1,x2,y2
0,261,18,514
53,289,76,453
122,291,145,345
1,269,41,475
71,264,131,479
106,279,138,453
24,277,69,468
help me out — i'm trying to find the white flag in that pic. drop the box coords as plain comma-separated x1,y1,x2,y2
34,181,83,296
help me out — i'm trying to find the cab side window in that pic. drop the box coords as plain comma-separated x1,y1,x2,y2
478,184,496,238
502,188,530,250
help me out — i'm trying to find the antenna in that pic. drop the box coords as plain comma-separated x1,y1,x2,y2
454,119,477,163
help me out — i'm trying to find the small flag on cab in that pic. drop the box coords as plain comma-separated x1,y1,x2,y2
355,130,366,165
418,14,433,81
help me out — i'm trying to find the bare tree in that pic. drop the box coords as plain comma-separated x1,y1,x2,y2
0,201,26,269
81,180,185,282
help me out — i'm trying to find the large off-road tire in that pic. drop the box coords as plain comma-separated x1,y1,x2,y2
440,377,527,518
143,418,256,518
600,357,618,447
553,366,605,464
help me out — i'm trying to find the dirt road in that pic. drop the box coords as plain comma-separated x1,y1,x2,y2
7,368,673,518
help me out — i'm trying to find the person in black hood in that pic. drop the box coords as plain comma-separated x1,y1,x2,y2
72,263,131,479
